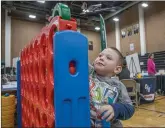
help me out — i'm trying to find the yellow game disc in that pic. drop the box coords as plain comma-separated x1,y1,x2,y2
1,114,14,121
1,95,16,107
1,104,15,111
2,118,14,126
1,109,16,116
1,122,14,128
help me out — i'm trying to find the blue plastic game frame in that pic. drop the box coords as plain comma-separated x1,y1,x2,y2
53,30,90,127
17,60,22,128
17,30,110,128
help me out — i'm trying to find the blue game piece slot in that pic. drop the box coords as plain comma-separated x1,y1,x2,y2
101,111,111,128
17,60,22,128
102,120,111,128
53,30,90,127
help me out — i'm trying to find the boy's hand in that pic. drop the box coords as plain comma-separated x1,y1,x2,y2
98,105,114,122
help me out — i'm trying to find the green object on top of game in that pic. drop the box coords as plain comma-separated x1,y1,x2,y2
52,3,71,20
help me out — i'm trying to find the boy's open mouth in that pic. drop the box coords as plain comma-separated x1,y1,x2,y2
96,62,104,66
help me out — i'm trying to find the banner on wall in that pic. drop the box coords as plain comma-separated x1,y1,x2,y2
121,29,126,38
133,24,139,34
100,14,107,51
121,23,139,38
127,26,133,36
130,43,134,51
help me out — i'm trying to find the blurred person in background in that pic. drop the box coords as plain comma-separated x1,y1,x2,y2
147,53,156,76
118,59,130,80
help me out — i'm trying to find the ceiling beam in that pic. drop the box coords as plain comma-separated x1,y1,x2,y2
88,16,100,22
104,1,140,20
80,7,117,16
14,6,47,16
13,2,50,13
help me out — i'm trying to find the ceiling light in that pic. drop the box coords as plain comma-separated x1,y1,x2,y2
141,3,148,8
95,27,100,31
29,15,36,19
86,9,89,12
37,1,45,3
83,9,89,13
113,17,119,22
92,4,102,7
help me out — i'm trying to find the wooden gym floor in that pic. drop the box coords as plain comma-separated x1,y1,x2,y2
122,95,165,127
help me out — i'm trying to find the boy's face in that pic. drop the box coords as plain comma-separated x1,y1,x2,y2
94,48,122,77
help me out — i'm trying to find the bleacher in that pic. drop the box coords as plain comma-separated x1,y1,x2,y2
139,51,165,72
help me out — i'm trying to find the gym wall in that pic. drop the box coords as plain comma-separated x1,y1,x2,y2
145,1,165,53
2,1,164,63
106,4,140,56
11,18,45,61
1,10,45,62
106,20,116,48
1,11,100,63
81,30,101,62
119,5,140,56
106,1,165,56
11,18,45,62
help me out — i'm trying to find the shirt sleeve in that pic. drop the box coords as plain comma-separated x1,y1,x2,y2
111,103,135,120
110,82,135,120
117,82,132,105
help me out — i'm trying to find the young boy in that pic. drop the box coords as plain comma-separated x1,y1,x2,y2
89,47,135,127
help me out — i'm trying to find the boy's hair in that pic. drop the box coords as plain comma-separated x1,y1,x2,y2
108,47,124,66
